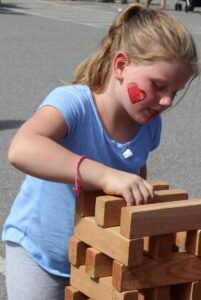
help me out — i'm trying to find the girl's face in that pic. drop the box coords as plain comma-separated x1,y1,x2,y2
117,60,192,125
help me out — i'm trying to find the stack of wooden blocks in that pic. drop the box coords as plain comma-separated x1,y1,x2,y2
65,180,201,300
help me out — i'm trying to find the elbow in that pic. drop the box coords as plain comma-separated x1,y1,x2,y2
8,145,17,166
7,140,23,167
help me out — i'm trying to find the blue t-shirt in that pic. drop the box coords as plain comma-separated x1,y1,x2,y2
2,85,162,277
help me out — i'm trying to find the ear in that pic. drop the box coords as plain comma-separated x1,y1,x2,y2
112,51,130,81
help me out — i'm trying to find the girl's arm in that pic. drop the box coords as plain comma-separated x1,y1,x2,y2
8,106,154,205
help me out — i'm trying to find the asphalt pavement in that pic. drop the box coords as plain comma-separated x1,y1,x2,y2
0,0,201,298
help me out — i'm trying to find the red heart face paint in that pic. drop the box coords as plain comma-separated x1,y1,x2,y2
127,82,146,104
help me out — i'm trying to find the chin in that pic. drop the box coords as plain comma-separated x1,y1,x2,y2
137,118,151,125
141,114,158,124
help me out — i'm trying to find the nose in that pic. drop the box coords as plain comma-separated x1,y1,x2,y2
159,95,173,108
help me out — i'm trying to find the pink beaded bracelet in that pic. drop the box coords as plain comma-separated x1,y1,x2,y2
73,155,86,197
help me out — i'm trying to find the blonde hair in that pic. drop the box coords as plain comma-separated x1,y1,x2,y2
73,4,198,92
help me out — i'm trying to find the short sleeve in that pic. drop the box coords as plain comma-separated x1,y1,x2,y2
38,86,87,136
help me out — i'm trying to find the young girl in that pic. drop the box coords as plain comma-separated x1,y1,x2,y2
2,4,198,300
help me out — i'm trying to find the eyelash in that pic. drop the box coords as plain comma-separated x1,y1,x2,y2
153,81,177,98
153,81,165,91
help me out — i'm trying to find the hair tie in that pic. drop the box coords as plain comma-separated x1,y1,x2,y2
73,155,86,197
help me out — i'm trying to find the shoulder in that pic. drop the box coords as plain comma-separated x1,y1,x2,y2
40,85,92,109
39,85,93,119
38,85,94,133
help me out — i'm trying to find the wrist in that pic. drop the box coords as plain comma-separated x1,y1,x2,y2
78,159,110,192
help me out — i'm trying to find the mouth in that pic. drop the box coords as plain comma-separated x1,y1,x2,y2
147,108,161,118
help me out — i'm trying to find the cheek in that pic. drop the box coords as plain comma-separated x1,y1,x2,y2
127,82,147,104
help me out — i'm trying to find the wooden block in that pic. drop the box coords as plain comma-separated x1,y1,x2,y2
70,265,139,300
119,291,142,300
120,199,201,239
175,230,201,256
74,216,143,266
112,252,201,292
172,281,201,300
142,239,172,298
172,243,180,253
154,287,171,300
77,180,169,222
143,237,149,252
148,179,169,191
141,286,171,300
65,285,88,300
144,234,174,258
137,291,146,300
175,231,187,249
68,236,89,266
95,195,126,227
85,247,113,278
186,230,201,256
154,189,188,203
95,189,187,229
142,234,172,299
146,234,173,260
76,191,104,217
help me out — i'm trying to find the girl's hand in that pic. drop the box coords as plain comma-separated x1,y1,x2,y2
101,168,154,206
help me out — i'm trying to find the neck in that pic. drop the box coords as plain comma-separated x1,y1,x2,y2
92,88,140,143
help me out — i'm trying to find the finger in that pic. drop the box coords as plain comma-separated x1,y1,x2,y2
143,181,154,202
131,187,145,205
123,190,136,206
136,180,154,204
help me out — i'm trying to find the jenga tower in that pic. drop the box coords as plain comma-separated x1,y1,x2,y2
65,180,201,300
